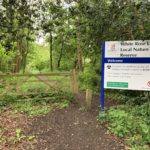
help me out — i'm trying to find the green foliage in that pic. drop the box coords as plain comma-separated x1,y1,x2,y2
0,95,18,109
108,109,133,137
0,0,40,72
13,128,35,143
28,44,49,72
55,100,70,109
106,90,149,106
1,0,150,74
12,101,50,117
97,103,150,149
0,89,74,116
79,64,100,91
128,143,149,150
13,128,26,143
0,44,15,72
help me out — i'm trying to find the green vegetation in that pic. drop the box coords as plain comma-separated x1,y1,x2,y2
97,100,150,149
79,63,100,91
28,44,50,72
0,90,74,116
0,75,71,95
0,0,150,149
1,0,149,74
12,101,50,117
13,128,35,143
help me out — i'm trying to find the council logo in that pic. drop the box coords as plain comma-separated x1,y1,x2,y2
147,81,150,87
110,43,116,51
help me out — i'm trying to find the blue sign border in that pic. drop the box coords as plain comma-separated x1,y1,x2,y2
105,58,150,63
100,41,105,111
100,41,150,111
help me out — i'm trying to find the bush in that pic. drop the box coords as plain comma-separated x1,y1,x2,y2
0,45,15,72
0,89,74,115
97,103,150,149
79,64,100,91
106,90,149,106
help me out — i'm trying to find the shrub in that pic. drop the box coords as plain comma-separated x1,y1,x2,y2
97,103,150,149
79,64,100,91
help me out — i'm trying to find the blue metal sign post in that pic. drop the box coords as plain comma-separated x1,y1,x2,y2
100,41,105,112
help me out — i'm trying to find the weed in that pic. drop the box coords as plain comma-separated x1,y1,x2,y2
12,101,51,117
13,128,26,143
13,128,35,144
55,100,70,109
97,103,150,149
0,89,74,117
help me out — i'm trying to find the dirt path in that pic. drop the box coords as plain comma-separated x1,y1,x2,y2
28,93,125,150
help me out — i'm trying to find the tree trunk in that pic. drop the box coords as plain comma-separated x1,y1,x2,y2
49,31,53,71
15,40,20,73
57,40,64,69
23,29,30,74
76,32,83,71
22,51,28,74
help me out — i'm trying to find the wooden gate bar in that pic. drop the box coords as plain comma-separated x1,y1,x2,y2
0,72,71,77
0,80,62,84
0,71,78,97
0,91,62,97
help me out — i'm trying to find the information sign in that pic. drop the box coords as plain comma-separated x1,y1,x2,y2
100,40,150,111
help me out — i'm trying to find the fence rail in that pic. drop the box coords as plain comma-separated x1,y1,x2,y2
0,70,79,98
0,72,71,77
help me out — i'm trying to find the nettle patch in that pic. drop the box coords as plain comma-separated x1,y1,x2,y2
0,89,74,116
97,103,150,150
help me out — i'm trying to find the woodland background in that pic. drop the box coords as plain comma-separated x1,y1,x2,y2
0,1,150,149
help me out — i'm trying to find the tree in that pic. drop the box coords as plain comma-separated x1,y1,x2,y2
41,0,68,71
0,0,40,73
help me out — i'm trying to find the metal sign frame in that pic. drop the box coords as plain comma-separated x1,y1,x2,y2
100,40,150,111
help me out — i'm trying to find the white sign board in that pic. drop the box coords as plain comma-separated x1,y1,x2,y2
104,40,150,91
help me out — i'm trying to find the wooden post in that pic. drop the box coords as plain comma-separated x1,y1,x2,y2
86,89,93,109
147,92,150,116
71,69,79,95
148,92,150,104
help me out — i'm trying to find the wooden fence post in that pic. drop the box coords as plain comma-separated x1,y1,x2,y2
86,89,93,109
71,69,79,95
148,92,150,105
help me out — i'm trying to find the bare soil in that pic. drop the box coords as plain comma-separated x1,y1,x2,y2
27,92,125,150
0,109,36,150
